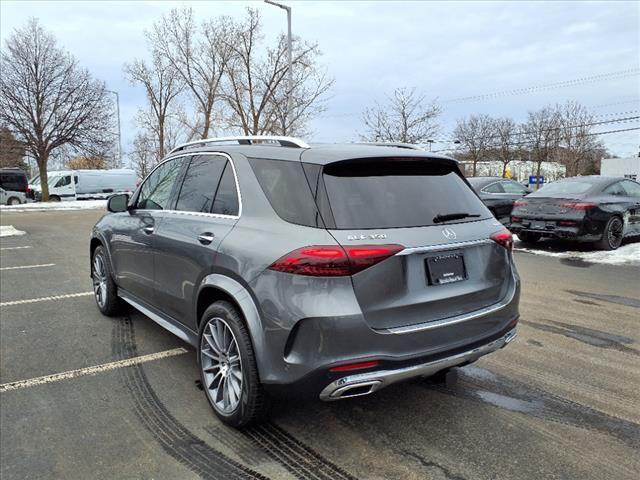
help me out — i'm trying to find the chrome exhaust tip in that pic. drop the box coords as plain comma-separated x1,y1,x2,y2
324,380,382,400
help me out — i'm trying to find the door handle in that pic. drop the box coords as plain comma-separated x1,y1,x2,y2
198,232,215,245
143,226,155,235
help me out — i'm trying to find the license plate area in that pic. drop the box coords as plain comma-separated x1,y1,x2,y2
530,220,546,230
425,252,467,286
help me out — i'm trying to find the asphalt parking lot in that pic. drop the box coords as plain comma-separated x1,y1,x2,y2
1,208,639,480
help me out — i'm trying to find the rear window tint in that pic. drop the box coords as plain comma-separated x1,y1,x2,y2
322,159,489,229
249,158,324,227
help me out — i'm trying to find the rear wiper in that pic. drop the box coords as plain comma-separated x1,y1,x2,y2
433,212,481,223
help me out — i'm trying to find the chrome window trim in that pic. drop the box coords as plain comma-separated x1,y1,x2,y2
133,151,242,219
397,238,493,255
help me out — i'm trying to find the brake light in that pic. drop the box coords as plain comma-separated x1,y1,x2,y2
559,220,577,226
490,230,513,251
330,360,379,372
268,244,404,276
25,185,30,194
560,202,595,210
511,216,522,223
513,200,528,207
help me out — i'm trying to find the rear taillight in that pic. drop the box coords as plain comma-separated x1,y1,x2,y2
25,185,30,194
490,230,513,251
560,202,595,210
511,216,522,223
513,200,528,207
268,244,404,277
559,220,577,226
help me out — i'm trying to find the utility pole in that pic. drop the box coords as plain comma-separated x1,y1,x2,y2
106,89,122,168
264,0,292,133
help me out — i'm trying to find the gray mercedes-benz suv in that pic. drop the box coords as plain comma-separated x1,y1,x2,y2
91,136,519,427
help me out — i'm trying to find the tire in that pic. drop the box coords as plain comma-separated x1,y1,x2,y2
596,216,624,250
7,197,20,206
49,195,61,202
517,231,541,244
199,301,268,428
91,245,121,316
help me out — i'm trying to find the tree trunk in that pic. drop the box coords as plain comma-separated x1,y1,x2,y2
535,161,542,190
201,116,210,140
472,158,478,176
502,162,508,178
38,153,50,202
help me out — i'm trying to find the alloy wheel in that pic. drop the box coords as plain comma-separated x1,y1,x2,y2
607,218,623,249
200,318,243,414
92,254,107,308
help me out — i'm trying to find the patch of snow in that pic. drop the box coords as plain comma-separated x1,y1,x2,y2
514,236,640,266
0,200,107,213
0,225,26,237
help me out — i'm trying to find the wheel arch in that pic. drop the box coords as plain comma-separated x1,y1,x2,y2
196,275,266,379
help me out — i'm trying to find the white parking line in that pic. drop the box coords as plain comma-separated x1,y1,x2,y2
0,291,93,307
0,263,55,271
0,347,189,393
0,246,32,251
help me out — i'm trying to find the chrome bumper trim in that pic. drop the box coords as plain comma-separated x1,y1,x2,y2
319,328,517,401
398,238,493,255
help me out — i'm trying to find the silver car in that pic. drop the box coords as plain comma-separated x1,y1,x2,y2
91,136,520,427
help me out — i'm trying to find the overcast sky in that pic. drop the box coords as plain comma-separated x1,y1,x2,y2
2,0,639,160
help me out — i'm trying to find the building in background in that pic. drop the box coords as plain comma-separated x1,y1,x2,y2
600,157,640,181
460,160,566,184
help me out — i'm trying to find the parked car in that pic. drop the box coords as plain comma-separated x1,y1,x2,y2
467,176,531,225
0,187,27,205
90,136,520,427
31,169,137,201
0,167,30,200
510,176,640,249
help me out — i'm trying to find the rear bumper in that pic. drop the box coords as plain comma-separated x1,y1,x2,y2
510,217,601,241
320,327,517,400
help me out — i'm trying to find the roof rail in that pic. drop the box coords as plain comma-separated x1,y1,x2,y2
357,142,424,151
169,135,310,154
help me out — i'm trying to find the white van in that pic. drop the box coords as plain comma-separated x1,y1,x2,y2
31,169,137,201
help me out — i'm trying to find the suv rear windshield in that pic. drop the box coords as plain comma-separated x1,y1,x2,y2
322,159,488,229
250,157,488,229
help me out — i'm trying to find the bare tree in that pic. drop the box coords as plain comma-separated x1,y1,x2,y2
491,117,519,177
522,106,561,188
150,7,234,140
65,155,107,170
361,88,440,144
557,101,597,177
0,19,114,200
453,114,495,176
224,8,332,136
130,132,157,179
125,50,184,161
0,127,26,169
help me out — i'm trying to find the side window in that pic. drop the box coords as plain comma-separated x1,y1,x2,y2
175,155,226,213
55,175,71,188
501,181,528,194
137,158,183,210
482,182,504,194
604,182,626,196
212,161,239,216
74,175,79,185
621,180,640,198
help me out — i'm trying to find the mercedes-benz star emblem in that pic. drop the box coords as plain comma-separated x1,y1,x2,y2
442,227,457,240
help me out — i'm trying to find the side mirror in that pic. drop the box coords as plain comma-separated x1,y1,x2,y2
107,193,129,213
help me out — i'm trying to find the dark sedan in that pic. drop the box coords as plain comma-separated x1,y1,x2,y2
510,176,640,250
467,177,531,225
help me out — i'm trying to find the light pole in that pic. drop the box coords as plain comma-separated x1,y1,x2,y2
264,0,292,132
106,89,122,168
